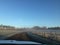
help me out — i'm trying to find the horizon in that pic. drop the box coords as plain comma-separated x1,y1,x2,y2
0,0,60,27
0,24,60,28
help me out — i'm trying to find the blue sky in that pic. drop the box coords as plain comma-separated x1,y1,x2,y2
0,0,60,27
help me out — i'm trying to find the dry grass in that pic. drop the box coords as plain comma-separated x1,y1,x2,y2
32,32,60,41
0,29,60,41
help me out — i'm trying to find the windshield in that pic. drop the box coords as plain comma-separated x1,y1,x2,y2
0,0,60,45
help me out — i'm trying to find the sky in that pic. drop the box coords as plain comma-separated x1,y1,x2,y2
0,0,60,27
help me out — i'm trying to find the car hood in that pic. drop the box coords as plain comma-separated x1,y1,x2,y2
0,40,41,44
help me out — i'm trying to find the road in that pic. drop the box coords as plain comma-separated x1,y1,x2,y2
0,31,26,40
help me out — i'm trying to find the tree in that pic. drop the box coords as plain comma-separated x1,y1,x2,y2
32,26,41,30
